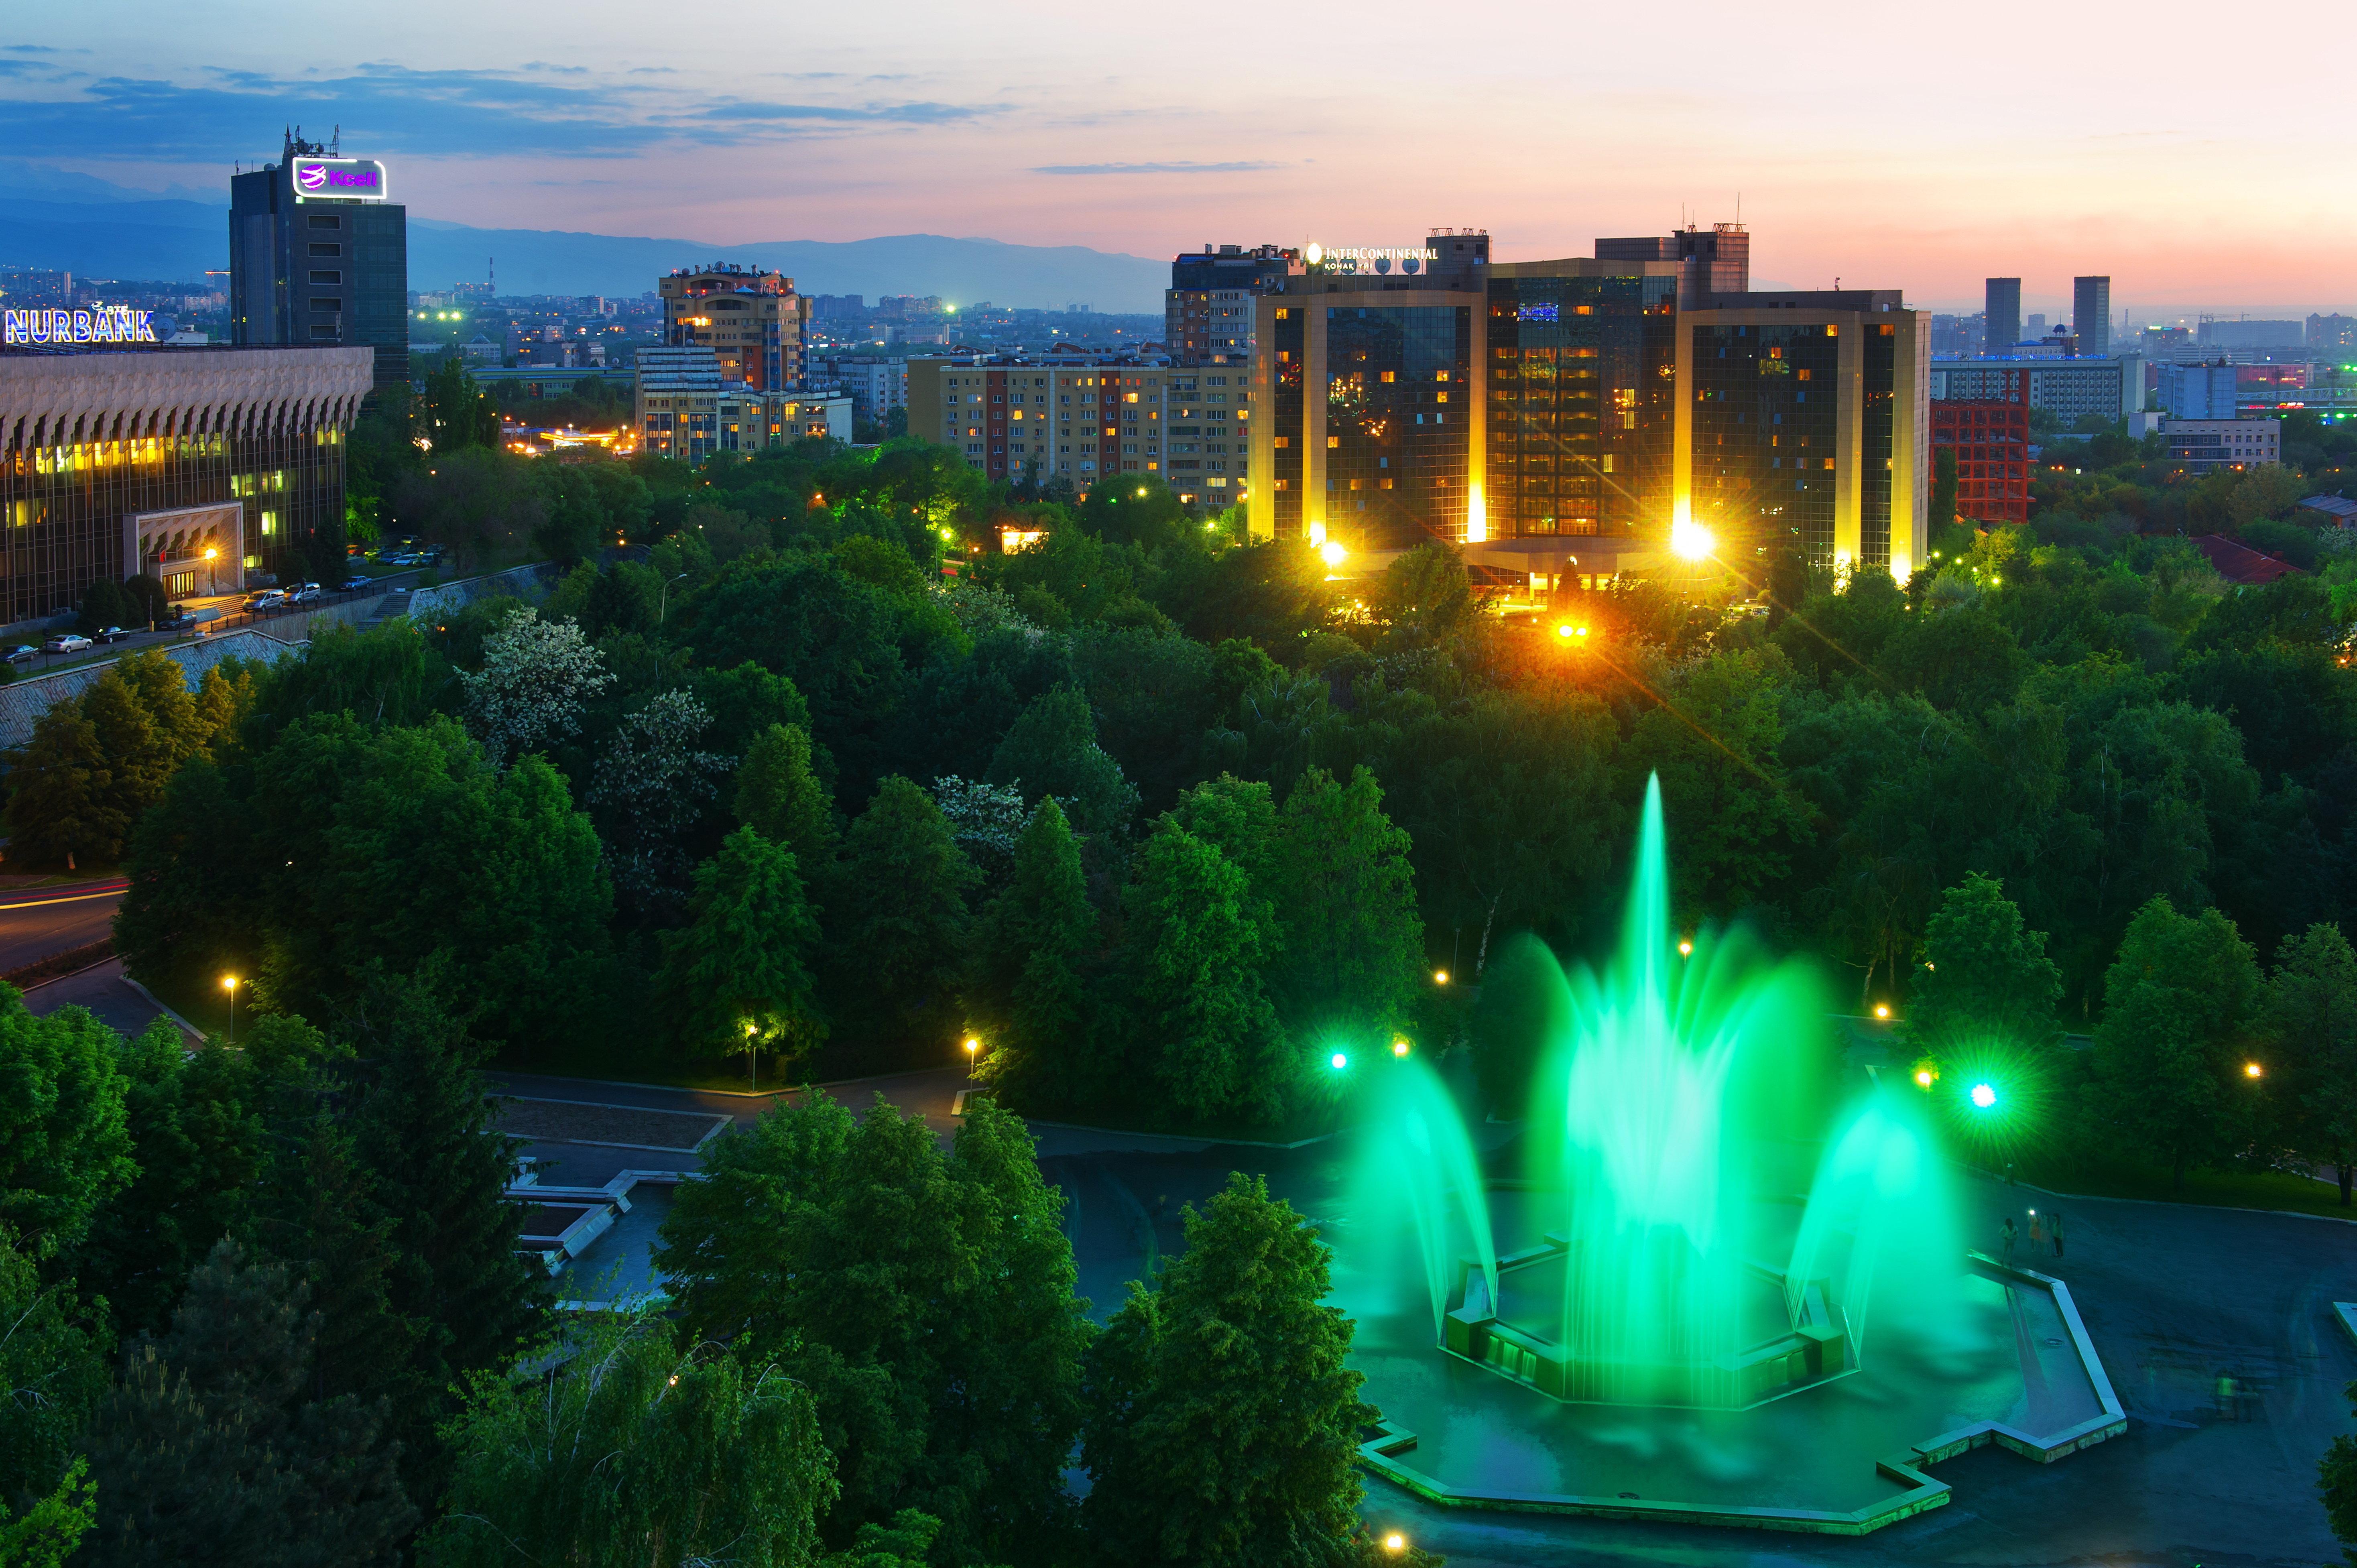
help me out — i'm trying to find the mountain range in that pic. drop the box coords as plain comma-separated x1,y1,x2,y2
0,179,1168,313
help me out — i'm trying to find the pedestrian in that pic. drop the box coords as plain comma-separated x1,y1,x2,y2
2029,1210,2043,1247
2000,1216,2017,1266
2050,1209,2065,1258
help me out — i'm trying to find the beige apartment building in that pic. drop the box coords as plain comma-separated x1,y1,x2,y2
908,358,1249,501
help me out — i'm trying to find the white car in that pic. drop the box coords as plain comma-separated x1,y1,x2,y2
41,634,92,654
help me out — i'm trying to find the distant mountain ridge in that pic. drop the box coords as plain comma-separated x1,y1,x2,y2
0,189,1167,313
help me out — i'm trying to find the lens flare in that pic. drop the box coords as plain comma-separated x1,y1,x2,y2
1970,1082,1997,1110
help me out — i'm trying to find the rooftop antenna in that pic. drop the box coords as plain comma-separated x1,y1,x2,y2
331,124,340,155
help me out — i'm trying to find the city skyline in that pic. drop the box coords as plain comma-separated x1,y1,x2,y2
3,0,2350,319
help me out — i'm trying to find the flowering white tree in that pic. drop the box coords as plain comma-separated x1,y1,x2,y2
930,775,1029,883
590,688,730,909
460,610,613,765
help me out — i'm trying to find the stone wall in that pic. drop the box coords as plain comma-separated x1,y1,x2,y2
0,628,304,750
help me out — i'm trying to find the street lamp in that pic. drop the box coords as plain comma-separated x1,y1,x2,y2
1432,969,1449,986
657,571,689,624
744,1019,759,1093
221,975,238,1045
2244,1061,2264,1079
204,545,219,598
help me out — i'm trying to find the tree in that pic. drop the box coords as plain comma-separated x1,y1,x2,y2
2323,1381,2357,1562
1268,767,1425,1045
736,722,840,892
589,688,730,910
655,1093,1090,1562
928,776,1029,888
1370,540,1479,652
75,578,137,638
2087,896,2263,1188
1906,873,2064,1067
658,828,826,1070
972,799,1097,1110
0,994,133,1257
0,1232,106,1546
459,608,613,765
417,355,500,453
1931,445,1958,533
1080,1173,1380,1568
986,684,1139,835
3,704,119,868
346,981,548,1499
79,1239,415,1568
1122,823,1288,1122
828,777,978,1062
423,1314,833,1568
2265,923,2357,1205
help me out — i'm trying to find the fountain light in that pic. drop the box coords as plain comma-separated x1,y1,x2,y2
1677,938,1693,957
1331,1051,1350,1071
1393,1036,1411,1058
1915,1068,1934,1088
1969,1082,1997,1110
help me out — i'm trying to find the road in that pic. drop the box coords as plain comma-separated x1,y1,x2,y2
0,877,124,972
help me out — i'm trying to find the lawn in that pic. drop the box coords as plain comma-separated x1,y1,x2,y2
2012,1145,2357,1222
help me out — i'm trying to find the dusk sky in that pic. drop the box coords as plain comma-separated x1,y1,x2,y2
7,0,2347,319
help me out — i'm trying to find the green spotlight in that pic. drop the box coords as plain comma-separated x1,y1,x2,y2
1331,1052,1349,1071
1969,1082,1997,1110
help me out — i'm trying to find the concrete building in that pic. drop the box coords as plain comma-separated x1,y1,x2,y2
1984,279,2021,357
230,130,407,391
1929,365,2030,526
2198,318,2304,350
2162,417,2280,472
1166,244,1302,366
2159,362,2240,420
2073,277,2111,357
633,346,847,462
907,356,1190,489
659,265,806,392
0,344,374,616
808,356,909,425
2310,315,2357,353
1930,355,2144,423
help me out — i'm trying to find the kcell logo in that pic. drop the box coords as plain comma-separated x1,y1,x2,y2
296,163,327,191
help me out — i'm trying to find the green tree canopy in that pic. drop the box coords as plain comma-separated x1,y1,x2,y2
2264,923,2357,1205
2088,896,2263,1188
972,799,1096,1111
827,776,978,1063
657,826,826,1068
1906,873,2064,1065
1267,767,1424,1045
0,994,133,1257
1121,822,1288,1122
985,684,1139,835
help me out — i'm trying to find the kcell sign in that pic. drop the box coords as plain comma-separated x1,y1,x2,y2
4,307,159,346
291,158,389,201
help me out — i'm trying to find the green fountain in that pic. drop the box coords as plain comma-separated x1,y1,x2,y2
1338,777,2123,1533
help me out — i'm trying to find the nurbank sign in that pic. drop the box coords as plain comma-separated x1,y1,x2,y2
291,158,389,201
4,307,159,346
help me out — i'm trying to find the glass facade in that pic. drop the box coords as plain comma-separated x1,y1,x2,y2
1861,322,1897,568
1485,274,1676,538
1270,306,1305,535
1689,322,1842,562
1322,303,1472,549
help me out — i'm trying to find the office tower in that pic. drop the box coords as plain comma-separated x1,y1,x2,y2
1929,367,2030,526
1594,223,1750,310
1984,279,2021,355
1483,260,1681,541
229,129,408,390
2073,277,2111,356
659,264,806,391
1166,244,1302,365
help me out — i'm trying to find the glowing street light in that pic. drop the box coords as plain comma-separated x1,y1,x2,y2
1915,1068,1935,1088
1392,1035,1411,1058
1384,1534,1407,1554
1969,1082,1997,1110
1670,517,1715,560
1677,938,1694,958
2244,1061,2264,1079
1432,969,1450,985
1320,539,1348,568
1873,1003,1891,1019
221,975,239,1045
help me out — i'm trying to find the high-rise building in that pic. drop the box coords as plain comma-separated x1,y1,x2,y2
633,346,848,461
1930,367,2030,526
229,130,407,391
2072,277,2111,356
1984,279,2021,356
1245,227,1926,579
1931,356,2146,424
1595,224,1750,309
1166,244,1302,365
659,264,806,391
2309,314,2357,352
2158,362,2240,420
906,357,1188,488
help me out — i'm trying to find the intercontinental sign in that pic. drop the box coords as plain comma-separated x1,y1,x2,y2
1304,243,1441,276
4,307,160,346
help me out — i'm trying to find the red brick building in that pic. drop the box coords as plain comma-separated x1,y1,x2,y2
1930,366,2030,525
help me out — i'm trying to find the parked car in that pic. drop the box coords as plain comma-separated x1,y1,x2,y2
243,590,287,612
42,634,92,655
340,575,374,593
163,612,201,632
93,626,133,644
3,645,37,664
286,583,323,605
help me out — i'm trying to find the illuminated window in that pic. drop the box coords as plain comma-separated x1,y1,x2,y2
1328,435,1340,447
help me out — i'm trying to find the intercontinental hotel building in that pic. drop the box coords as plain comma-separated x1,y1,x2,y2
1246,226,1930,583
0,343,374,622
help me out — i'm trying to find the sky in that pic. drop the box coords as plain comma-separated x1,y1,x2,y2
4,0,2349,319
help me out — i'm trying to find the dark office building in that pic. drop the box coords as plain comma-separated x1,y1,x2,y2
1595,224,1751,309
230,131,408,391
1983,278,2021,356
2073,277,2111,358
1483,263,1679,538
0,346,375,621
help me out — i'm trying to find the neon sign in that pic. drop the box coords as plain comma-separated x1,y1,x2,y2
4,307,159,346
1305,243,1442,277
290,158,390,201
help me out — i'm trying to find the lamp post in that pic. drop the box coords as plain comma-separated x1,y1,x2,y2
745,1019,759,1093
221,975,238,1045
658,572,689,624
204,545,219,598
962,1035,979,1090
